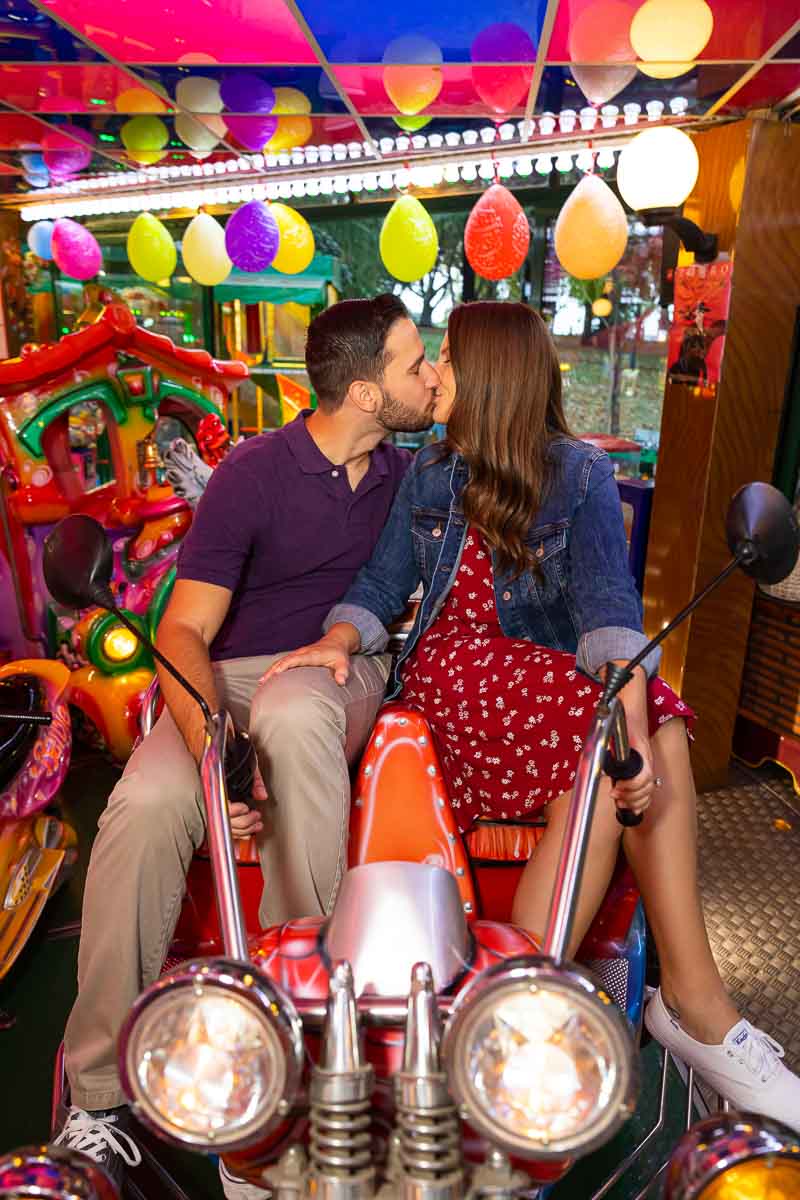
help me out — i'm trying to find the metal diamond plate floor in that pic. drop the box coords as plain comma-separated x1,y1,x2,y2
696,765,800,1074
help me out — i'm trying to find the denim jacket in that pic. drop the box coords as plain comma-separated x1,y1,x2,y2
326,437,660,699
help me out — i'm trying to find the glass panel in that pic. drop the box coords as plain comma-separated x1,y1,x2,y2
294,0,547,64
542,222,668,471
338,65,533,118
39,0,317,64
0,65,160,115
548,0,799,64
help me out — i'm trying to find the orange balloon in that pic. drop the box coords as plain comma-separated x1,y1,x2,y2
266,115,313,153
383,64,443,115
464,184,530,280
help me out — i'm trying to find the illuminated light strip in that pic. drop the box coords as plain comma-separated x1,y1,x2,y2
15,135,635,221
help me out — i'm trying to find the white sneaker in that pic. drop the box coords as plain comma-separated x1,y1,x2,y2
219,1159,271,1199
53,1106,142,1186
645,988,800,1133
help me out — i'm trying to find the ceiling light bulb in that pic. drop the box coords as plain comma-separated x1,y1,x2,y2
559,109,577,132
539,112,556,135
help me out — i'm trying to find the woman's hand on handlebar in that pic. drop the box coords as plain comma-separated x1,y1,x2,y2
259,625,360,688
611,733,656,818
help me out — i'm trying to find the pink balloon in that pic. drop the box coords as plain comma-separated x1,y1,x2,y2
51,218,103,280
42,125,94,180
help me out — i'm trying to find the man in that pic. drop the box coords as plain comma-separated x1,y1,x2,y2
54,294,439,1190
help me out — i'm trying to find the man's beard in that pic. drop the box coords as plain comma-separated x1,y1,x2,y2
377,385,435,434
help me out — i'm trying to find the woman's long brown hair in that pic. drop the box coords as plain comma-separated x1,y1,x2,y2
445,301,571,578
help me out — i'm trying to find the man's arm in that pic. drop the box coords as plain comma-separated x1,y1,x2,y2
155,578,233,762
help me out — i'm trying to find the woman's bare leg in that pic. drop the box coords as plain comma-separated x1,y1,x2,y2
511,776,623,956
623,717,739,1043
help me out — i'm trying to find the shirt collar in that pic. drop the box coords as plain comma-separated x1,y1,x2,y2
284,409,390,478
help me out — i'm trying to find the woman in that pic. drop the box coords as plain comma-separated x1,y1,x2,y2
266,301,799,1129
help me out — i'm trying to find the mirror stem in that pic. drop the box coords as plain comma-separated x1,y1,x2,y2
91,585,214,728
603,554,742,704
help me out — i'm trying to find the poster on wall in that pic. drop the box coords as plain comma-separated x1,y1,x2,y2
666,259,733,386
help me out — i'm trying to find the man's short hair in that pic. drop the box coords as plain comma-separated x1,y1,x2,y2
305,294,409,413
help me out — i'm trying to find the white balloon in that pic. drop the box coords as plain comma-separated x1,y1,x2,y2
182,212,232,286
175,112,226,153
175,75,223,113
571,64,638,106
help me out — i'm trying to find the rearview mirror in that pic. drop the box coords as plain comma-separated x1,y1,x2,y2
726,482,800,585
43,514,114,610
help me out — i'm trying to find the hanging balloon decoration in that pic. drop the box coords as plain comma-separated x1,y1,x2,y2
221,72,277,150
27,220,55,260
567,1,638,104
592,296,613,318
470,24,536,116
121,115,169,164
175,75,224,113
127,212,177,282
225,200,280,272
51,219,103,280
182,212,232,285
115,86,170,113
265,87,313,154
380,195,438,283
382,34,443,117
393,114,433,132
42,126,94,181
554,174,628,279
175,112,226,157
464,183,530,280
270,204,315,275
630,0,713,78
21,152,49,189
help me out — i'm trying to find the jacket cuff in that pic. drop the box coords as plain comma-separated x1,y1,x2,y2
324,604,389,654
577,626,662,680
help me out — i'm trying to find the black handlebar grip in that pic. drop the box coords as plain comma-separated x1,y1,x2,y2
604,748,645,827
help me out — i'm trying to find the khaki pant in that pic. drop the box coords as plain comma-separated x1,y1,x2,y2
64,651,391,1110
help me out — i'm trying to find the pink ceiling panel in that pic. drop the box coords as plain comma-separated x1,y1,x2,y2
548,0,800,64
0,113,54,150
37,0,317,64
336,65,533,118
0,65,166,114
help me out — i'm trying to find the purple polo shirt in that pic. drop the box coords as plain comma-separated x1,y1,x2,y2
175,412,411,661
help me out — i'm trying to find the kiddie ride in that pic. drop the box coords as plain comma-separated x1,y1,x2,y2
0,303,246,760
4,483,800,1200
0,657,74,999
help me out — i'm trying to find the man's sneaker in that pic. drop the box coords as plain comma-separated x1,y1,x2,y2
219,1158,271,1199
645,988,800,1133
53,1107,142,1187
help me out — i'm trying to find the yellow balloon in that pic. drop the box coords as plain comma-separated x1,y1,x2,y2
127,212,177,283
380,195,438,283
630,0,713,67
554,175,628,280
270,203,315,275
592,296,613,317
182,212,232,286
121,115,169,164
265,115,313,154
273,86,312,115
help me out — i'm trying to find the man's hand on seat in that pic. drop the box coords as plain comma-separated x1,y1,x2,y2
260,626,359,687
229,801,263,837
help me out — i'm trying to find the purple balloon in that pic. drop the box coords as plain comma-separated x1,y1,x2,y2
220,72,275,114
223,114,279,151
224,200,279,273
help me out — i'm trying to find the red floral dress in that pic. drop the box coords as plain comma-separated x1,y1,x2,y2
400,529,695,834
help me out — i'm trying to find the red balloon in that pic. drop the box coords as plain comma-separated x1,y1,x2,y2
471,23,536,115
464,184,530,281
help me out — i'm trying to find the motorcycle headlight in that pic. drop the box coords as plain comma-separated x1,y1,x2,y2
119,959,303,1151
441,957,638,1159
664,1112,800,1199
87,612,148,675
0,1144,119,1198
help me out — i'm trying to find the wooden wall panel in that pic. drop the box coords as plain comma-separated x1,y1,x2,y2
645,118,800,790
